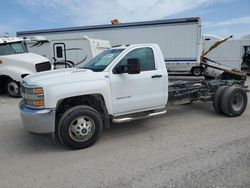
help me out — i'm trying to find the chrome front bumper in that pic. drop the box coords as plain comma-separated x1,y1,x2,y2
19,101,55,134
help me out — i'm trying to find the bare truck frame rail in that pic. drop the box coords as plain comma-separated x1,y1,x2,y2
168,79,248,117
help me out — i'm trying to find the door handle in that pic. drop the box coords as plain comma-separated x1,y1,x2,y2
151,75,162,78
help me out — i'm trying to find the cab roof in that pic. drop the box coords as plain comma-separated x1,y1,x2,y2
0,37,23,44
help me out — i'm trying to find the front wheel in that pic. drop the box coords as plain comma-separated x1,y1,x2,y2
6,79,20,98
58,105,103,149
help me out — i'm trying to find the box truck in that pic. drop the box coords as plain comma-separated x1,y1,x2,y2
17,17,203,75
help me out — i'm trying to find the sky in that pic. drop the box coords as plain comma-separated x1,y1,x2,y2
0,0,249,39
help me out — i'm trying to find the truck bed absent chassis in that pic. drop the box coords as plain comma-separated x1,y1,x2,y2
168,79,246,103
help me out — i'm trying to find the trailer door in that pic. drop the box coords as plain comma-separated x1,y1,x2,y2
53,43,67,68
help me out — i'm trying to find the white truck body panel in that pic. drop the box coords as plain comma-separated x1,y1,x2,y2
107,44,168,115
25,36,111,68
0,53,50,81
17,17,202,72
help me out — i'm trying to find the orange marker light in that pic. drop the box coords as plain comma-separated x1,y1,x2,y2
34,88,43,94
35,99,44,106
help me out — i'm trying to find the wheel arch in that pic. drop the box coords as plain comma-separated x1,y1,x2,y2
0,75,14,90
0,66,34,82
55,93,111,129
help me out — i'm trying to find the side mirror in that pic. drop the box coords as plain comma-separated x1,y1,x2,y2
127,58,140,74
114,58,141,74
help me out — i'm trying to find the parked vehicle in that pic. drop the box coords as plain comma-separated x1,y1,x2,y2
203,34,250,73
19,44,248,149
17,17,203,75
24,35,111,69
240,35,250,74
0,37,52,97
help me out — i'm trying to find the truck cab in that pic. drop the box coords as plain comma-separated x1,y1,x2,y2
0,37,52,97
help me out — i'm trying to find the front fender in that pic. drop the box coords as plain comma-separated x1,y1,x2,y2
44,80,113,114
0,65,34,82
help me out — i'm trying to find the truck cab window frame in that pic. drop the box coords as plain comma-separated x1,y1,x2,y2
115,47,156,72
0,42,28,56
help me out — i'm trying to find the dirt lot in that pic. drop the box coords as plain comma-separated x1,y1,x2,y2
0,77,250,188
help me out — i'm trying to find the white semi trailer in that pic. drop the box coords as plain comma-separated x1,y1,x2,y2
24,36,111,69
17,17,203,75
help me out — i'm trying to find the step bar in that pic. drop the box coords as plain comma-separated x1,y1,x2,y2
112,109,167,123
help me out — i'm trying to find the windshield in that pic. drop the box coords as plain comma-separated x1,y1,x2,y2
81,49,124,72
0,42,28,56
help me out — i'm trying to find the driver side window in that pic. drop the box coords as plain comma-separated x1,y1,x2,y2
118,47,155,71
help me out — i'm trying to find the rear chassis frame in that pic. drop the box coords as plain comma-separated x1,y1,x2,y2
168,79,247,104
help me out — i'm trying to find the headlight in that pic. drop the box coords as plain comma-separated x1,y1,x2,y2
24,99,45,107
21,84,45,108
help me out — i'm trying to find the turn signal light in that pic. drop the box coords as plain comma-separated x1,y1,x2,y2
35,99,44,106
34,88,43,94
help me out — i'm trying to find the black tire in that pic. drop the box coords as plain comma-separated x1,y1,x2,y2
213,86,229,114
58,105,103,149
191,67,203,76
5,79,21,98
221,86,248,117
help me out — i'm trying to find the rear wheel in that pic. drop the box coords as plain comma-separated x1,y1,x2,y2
5,79,20,98
213,86,229,114
191,67,203,76
58,105,103,149
221,86,248,117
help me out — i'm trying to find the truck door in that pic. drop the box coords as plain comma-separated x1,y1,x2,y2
53,43,68,68
110,47,166,115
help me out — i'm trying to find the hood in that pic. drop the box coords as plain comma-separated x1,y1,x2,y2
1,52,49,65
23,68,107,87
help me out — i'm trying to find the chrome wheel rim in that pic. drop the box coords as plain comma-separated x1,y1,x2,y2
69,116,95,142
8,82,19,96
232,93,244,111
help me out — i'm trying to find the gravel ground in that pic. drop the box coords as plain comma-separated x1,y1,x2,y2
0,77,249,188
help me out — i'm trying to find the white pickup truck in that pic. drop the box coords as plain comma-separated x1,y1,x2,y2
0,37,52,97
19,44,248,149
